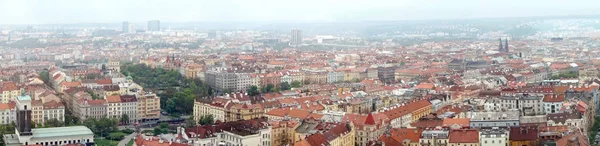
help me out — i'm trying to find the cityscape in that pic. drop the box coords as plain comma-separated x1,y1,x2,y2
2,1,600,146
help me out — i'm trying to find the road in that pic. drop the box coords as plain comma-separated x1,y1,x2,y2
118,132,136,146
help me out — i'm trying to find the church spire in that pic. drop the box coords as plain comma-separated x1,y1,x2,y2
504,38,509,52
498,38,504,52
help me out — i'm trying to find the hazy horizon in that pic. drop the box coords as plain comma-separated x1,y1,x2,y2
1,0,600,25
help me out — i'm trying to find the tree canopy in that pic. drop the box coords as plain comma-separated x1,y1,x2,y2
120,63,213,114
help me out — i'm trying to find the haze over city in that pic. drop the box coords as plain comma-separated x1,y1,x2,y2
2,0,600,24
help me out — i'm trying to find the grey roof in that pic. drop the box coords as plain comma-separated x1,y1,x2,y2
470,110,520,121
31,126,93,139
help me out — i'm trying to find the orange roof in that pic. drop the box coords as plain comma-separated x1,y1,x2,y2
442,118,470,127
416,83,435,89
106,95,121,103
543,94,565,102
96,79,112,85
0,103,13,110
61,81,82,87
293,139,311,146
449,129,479,143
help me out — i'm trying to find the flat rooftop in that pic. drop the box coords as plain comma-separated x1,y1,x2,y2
31,126,93,139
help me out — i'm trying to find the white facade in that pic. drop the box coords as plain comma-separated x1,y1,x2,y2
0,106,16,125
42,108,64,122
122,101,137,123
187,126,271,146
543,101,563,114
479,129,509,146
107,102,121,119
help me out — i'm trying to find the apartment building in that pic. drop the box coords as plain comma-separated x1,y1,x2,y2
136,93,160,121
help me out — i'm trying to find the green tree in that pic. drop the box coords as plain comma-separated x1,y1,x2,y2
166,99,177,113
198,115,215,125
291,81,302,88
185,116,196,128
280,82,290,91
265,84,275,93
44,119,64,127
120,114,130,125
101,64,107,71
246,85,260,96
39,71,50,85
352,78,361,83
88,90,100,100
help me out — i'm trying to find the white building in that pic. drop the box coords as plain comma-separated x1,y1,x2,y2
479,128,509,146
3,94,94,146
42,101,65,122
0,102,16,125
184,118,271,146
542,94,564,114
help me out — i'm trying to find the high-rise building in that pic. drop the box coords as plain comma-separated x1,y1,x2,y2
290,29,302,46
122,21,130,33
147,20,160,31
207,30,217,38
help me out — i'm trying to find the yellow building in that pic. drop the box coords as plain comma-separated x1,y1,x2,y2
31,100,44,126
270,120,299,146
193,99,227,123
408,99,432,122
108,59,120,72
1,82,21,103
328,123,355,146
184,64,202,79
226,103,264,122
136,93,161,121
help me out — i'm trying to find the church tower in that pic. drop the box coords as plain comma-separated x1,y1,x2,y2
498,38,504,52
504,38,509,52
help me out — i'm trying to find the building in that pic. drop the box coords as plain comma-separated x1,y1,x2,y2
106,95,137,123
488,94,544,116
509,126,539,146
42,101,65,122
184,118,271,146
420,129,449,146
448,129,479,146
377,66,396,83
0,102,16,125
107,58,121,72
136,92,160,122
147,20,160,31
225,103,263,122
122,21,133,33
193,99,227,123
270,120,299,146
343,113,389,146
205,69,252,92
468,110,520,128
543,94,565,114
73,98,107,121
120,95,138,123
3,94,94,146
1,82,21,103
290,29,302,46
479,128,509,146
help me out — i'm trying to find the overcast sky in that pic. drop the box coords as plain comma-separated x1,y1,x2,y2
1,0,600,24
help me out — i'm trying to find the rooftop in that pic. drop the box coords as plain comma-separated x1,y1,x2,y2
31,126,93,139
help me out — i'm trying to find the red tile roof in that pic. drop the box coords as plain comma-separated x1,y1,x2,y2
106,95,121,103
442,118,470,128
96,79,112,85
449,129,479,143
543,94,565,102
510,126,539,141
